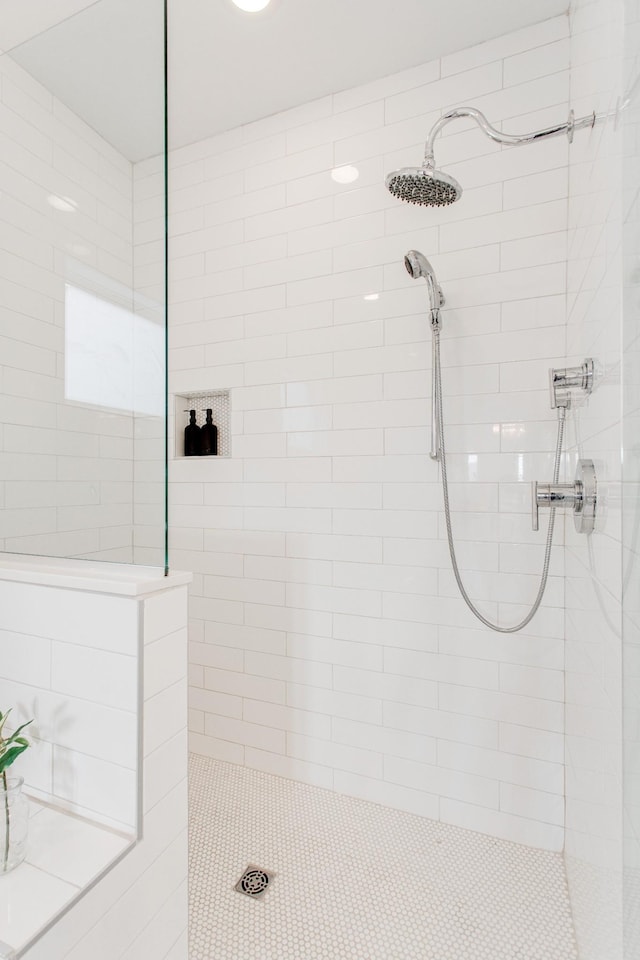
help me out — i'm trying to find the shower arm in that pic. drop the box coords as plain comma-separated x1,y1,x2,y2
422,106,597,167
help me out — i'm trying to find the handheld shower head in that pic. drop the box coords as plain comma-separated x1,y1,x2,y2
404,249,435,281
404,250,444,320
405,250,444,464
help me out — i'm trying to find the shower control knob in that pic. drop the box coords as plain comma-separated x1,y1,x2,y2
531,481,578,531
531,459,597,535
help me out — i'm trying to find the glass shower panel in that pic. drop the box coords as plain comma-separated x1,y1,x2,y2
622,0,640,954
0,0,167,569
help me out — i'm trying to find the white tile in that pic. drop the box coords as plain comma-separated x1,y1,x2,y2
0,863,78,954
286,582,381,618
286,102,384,155
51,642,137,712
0,581,138,654
440,797,564,850
245,197,332,241
287,266,385,307
501,231,567,271
52,745,137,828
499,723,564,764
503,39,570,87
27,807,130,886
287,732,382,779
288,212,384,256
286,482,381,510
286,375,383,406
243,699,331,740
286,532,382,563
287,319,384,357
384,754,498,809
204,714,285,754
440,201,567,253
384,62,503,125
145,628,188,700
0,630,50,687
437,739,564,795
203,667,285,706
287,428,383,458
441,17,568,77
499,662,564,702
439,683,564,732
503,168,569,209
499,782,565,826
244,144,333,192
144,680,188,757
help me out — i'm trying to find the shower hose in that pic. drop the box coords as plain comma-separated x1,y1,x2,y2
433,325,565,634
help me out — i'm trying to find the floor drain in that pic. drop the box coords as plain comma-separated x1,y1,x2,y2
234,865,274,900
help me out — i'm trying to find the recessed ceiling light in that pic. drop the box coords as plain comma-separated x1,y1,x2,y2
231,0,271,11
331,165,359,185
48,194,78,212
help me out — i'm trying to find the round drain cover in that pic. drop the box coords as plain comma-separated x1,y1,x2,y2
240,869,270,896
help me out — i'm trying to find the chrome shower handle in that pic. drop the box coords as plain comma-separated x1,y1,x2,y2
532,481,580,531
531,460,597,534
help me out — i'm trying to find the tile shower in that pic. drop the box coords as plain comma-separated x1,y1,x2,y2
0,0,637,955
171,13,572,850
165,0,638,955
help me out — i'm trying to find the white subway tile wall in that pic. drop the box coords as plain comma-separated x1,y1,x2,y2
564,0,627,958
0,578,138,830
166,16,576,851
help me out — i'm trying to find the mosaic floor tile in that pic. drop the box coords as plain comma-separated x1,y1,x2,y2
189,754,578,959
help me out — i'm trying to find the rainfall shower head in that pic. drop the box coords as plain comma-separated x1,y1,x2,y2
386,106,597,208
386,165,462,208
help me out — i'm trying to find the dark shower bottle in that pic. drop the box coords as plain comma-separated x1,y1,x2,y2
200,408,218,456
184,409,201,456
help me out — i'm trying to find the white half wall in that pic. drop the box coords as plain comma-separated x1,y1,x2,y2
0,560,189,960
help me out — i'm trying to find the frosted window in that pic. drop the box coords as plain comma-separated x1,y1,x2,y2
64,284,163,416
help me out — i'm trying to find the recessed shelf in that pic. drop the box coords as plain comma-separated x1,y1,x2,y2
174,390,231,458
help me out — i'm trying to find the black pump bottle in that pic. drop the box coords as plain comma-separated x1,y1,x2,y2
184,410,201,456
200,408,218,456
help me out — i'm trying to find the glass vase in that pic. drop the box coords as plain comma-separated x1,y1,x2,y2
1,776,29,875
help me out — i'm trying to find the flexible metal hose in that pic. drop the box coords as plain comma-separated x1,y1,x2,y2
433,325,565,633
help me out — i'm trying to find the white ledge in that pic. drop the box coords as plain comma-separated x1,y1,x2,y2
0,801,133,959
0,554,191,597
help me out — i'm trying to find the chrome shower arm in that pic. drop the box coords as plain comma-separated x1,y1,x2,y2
423,106,596,166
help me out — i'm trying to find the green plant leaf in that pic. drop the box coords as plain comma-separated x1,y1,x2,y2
0,710,10,737
0,742,29,774
5,720,32,743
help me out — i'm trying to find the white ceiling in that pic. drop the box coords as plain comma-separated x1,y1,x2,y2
7,0,164,162
169,0,569,155
0,0,98,53
4,0,569,162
